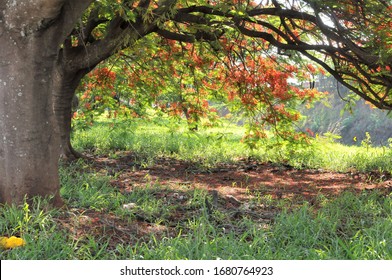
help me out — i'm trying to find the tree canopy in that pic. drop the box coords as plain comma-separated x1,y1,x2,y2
63,0,392,109
65,0,392,146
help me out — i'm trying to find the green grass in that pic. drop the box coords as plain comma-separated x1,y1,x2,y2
2,189,391,259
73,117,392,173
72,117,251,168
1,117,392,259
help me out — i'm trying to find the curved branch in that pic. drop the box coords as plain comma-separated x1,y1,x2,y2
79,7,109,44
157,28,195,42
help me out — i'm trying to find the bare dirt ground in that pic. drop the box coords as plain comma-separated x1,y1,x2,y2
59,152,392,249
100,152,392,199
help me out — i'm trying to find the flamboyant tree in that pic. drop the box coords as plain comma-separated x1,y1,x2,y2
1,0,392,205
57,0,392,159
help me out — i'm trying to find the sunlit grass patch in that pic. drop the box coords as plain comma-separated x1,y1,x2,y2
71,117,392,173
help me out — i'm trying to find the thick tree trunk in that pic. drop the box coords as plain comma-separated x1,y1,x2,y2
52,68,88,161
0,0,93,205
0,35,62,206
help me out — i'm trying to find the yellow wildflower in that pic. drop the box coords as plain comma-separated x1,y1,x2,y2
0,236,26,250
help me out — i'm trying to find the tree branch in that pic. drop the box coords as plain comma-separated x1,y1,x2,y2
54,1,392,110
80,7,109,44
51,0,94,43
61,0,181,72
157,28,195,42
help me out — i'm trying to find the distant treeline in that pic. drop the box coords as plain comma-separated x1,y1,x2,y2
300,75,392,146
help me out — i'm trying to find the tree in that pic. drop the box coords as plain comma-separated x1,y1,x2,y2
1,0,392,205
57,0,392,158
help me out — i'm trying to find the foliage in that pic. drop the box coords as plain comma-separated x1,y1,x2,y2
74,32,325,144
69,0,392,147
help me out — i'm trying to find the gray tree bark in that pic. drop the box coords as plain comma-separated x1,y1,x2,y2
0,0,93,205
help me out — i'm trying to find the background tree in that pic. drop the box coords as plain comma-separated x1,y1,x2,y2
300,75,392,146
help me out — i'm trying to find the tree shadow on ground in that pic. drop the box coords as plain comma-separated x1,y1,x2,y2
57,152,392,252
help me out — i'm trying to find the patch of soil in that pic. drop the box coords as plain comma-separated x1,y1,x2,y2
58,152,392,250
97,152,392,200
